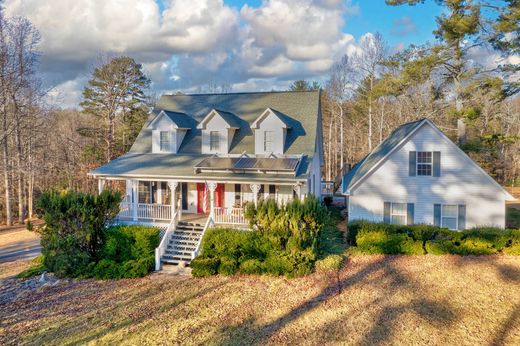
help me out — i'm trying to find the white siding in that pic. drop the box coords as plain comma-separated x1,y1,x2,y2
201,115,230,154
349,124,507,228
254,113,285,155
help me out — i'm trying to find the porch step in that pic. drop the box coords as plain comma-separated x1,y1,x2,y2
160,221,205,270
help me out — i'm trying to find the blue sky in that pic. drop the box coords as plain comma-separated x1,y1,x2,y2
6,0,448,107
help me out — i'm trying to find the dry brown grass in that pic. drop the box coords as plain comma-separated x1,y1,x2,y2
1,255,520,345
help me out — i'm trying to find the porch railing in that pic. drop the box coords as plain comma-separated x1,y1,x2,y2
155,209,180,271
214,207,246,225
193,216,214,259
118,201,172,221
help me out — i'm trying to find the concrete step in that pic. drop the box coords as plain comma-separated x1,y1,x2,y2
160,263,192,275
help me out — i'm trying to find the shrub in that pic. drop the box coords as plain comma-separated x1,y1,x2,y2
191,257,220,277
316,254,344,273
356,230,423,255
94,259,121,279
239,259,264,274
505,229,520,255
37,190,121,277
351,221,520,256
218,256,239,276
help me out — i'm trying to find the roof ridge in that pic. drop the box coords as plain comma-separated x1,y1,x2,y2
161,90,320,97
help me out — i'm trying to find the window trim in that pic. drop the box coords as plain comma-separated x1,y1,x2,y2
263,130,274,152
159,131,171,152
209,131,220,152
416,151,433,176
390,202,407,225
441,204,459,230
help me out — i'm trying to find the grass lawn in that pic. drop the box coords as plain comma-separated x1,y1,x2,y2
1,255,520,345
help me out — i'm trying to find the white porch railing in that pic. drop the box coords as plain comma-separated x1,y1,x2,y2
193,216,214,259
214,207,246,225
137,203,171,220
155,209,180,271
118,201,172,221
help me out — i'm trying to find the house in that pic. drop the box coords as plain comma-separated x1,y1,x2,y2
90,91,324,268
341,118,515,229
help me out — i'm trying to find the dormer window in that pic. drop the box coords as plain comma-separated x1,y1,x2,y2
160,131,171,152
197,109,241,154
251,108,291,155
264,131,274,152
210,131,221,151
148,109,193,154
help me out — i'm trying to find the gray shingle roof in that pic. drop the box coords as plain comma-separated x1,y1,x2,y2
150,109,197,129
91,91,320,180
342,119,425,193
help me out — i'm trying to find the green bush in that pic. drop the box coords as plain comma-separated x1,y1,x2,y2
315,254,344,273
191,257,220,277
505,229,520,255
239,259,264,274
37,190,121,277
195,196,329,278
350,221,520,256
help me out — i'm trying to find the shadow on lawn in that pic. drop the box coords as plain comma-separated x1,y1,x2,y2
215,256,458,345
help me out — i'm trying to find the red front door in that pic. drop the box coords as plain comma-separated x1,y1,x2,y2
197,183,225,213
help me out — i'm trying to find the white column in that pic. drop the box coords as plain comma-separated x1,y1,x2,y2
250,183,261,207
293,184,302,201
207,182,218,219
168,181,178,220
98,179,105,195
132,180,138,221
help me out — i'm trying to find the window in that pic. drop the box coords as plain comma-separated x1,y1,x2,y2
441,204,458,230
210,131,220,151
138,181,157,204
390,203,407,225
417,151,432,176
234,184,241,207
159,131,170,152
264,131,273,152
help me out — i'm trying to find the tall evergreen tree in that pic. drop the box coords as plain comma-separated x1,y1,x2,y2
81,56,150,162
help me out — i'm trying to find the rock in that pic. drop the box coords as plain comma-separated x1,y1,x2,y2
39,272,47,283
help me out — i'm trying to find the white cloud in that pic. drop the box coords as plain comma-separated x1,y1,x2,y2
5,0,363,106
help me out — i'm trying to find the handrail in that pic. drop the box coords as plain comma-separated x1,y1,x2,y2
154,209,179,271
214,207,246,225
192,216,213,259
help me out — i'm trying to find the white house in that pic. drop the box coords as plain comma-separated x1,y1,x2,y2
341,118,515,229
90,91,324,269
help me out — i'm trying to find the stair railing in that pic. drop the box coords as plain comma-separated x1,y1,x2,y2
154,209,180,271
192,216,213,259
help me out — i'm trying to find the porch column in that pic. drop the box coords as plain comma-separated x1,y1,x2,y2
132,180,138,221
167,181,178,219
207,181,218,219
293,184,302,201
98,179,106,195
250,183,261,207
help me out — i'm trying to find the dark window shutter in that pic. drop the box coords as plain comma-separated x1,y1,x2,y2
407,203,414,225
434,204,441,226
409,151,416,176
458,205,466,230
384,202,391,223
433,151,441,177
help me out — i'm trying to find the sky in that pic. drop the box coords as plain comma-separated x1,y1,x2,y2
4,0,446,108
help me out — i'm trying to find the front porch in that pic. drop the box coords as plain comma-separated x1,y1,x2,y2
103,179,306,226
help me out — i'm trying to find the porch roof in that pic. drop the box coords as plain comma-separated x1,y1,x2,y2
89,153,312,183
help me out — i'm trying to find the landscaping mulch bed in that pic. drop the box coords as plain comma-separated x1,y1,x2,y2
1,256,519,345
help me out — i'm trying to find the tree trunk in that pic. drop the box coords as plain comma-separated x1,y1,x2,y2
14,115,24,224
368,77,373,152
338,102,344,169
3,134,12,226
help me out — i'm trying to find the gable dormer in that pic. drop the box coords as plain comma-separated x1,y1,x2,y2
251,108,291,155
148,110,191,153
197,109,241,154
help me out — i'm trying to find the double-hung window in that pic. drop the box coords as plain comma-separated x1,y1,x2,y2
209,131,220,151
264,131,274,152
159,131,170,152
441,204,458,230
390,203,407,225
417,151,432,176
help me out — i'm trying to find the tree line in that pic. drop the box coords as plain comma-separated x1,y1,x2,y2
0,1,518,225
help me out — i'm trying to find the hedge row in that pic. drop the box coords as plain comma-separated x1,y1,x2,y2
348,221,520,256
190,228,317,277
191,196,329,278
